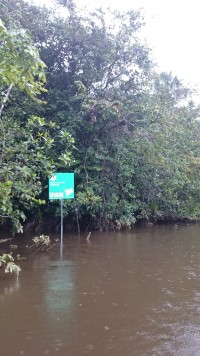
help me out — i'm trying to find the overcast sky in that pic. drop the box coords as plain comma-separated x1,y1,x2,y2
31,0,200,94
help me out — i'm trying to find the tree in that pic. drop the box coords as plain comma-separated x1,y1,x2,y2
1,0,200,232
0,19,74,232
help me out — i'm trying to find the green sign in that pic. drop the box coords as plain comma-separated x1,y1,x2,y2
48,173,74,200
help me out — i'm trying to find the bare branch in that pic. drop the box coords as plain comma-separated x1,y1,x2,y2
0,84,12,118
0,84,12,164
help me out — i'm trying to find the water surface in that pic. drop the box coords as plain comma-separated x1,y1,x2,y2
1,224,200,355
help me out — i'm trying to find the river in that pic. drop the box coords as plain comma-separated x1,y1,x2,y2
1,224,200,355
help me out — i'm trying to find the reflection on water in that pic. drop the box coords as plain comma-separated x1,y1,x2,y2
0,277,20,297
1,225,200,354
44,260,75,317
60,237,63,260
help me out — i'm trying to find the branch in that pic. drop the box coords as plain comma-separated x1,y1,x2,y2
0,84,13,118
0,84,12,164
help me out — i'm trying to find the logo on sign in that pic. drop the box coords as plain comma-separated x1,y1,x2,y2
65,188,74,197
50,175,57,181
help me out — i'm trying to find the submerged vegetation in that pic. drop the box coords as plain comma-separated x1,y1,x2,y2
0,253,21,277
31,234,52,253
1,0,200,233
0,234,52,278
0,234,51,278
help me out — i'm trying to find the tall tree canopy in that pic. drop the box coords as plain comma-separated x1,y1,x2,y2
1,0,200,233
0,17,74,232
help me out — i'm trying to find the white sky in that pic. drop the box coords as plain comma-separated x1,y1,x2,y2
31,0,200,95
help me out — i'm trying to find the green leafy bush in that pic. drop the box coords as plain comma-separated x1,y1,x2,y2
0,253,21,278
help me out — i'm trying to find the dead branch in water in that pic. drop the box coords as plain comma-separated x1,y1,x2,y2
0,238,13,244
86,232,91,241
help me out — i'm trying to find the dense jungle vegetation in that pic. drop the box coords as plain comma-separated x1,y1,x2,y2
1,0,200,234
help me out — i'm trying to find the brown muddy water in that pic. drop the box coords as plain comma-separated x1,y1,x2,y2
1,224,200,355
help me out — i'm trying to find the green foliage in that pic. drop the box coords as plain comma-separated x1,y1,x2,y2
0,253,21,277
0,115,57,232
32,234,51,247
1,0,200,232
0,19,46,97
32,234,51,252
0,17,74,232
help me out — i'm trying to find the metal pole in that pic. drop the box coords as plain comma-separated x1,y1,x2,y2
61,199,63,240
60,199,63,259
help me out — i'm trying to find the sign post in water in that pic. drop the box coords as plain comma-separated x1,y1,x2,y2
48,173,74,243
